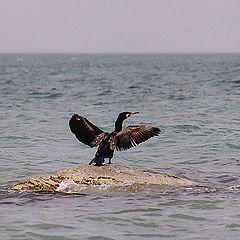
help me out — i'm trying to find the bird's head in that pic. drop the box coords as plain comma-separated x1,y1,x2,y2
118,111,139,121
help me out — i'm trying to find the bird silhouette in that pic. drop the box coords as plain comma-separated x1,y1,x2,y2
69,112,160,166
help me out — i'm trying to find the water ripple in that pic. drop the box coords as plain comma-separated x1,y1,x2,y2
1,53,240,240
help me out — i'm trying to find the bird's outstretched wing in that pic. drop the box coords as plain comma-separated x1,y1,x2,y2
69,114,108,147
116,125,160,151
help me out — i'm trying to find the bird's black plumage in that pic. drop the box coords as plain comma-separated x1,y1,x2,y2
69,112,160,166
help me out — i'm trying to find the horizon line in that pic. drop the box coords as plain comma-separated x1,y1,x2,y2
0,51,240,55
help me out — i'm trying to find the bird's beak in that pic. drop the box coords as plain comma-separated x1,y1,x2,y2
130,112,139,116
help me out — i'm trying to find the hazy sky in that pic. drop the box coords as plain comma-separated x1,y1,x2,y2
0,0,240,53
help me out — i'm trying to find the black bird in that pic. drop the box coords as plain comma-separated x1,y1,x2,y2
69,112,160,166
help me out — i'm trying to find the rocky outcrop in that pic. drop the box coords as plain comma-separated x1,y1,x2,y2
11,164,195,192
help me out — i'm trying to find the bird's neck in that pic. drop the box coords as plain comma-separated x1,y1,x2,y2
114,117,124,132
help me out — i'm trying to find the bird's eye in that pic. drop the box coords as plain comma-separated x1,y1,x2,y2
126,114,130,117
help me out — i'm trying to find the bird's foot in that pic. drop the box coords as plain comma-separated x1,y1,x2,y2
94,162,103,167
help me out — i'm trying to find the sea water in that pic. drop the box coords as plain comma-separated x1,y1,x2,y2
0,54,240,239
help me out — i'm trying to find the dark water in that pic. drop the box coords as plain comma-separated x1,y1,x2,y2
0,54,240,239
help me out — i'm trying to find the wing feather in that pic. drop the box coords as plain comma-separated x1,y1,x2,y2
116,125,161,151
69,114,107,147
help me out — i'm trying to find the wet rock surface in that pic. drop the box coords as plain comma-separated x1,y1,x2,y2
11,164,196,192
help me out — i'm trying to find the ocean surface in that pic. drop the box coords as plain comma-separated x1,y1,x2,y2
0,54,240,239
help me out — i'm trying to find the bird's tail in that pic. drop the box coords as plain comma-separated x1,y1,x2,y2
89,156,105,166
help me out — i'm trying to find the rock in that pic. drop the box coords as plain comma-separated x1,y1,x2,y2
11,164,196,192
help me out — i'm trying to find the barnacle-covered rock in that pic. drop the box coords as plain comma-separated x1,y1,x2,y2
11,164,195,192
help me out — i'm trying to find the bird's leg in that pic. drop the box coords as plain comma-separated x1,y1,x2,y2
95,157,104,166
108,158,112,164
89,157,96,165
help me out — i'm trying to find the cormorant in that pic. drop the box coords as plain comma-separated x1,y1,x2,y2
69,112,160,166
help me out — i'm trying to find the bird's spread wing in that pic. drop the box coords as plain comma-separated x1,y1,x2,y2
91,132,109,146
116,125,160,151
69,114,107,147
